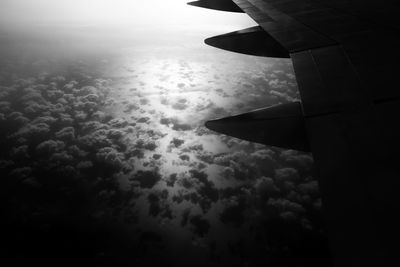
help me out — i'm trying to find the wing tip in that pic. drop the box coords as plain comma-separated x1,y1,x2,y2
204,27,290,58
187,0,244,13
204,103,311,152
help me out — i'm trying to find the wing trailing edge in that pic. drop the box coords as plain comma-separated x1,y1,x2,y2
187,0,243,13
205,26,290,58
205,102,310,152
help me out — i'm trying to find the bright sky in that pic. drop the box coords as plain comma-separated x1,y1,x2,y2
0,0,255,30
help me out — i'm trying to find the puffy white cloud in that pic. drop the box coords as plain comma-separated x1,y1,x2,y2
0,101,11,113
0,55,331,264
68,145,88,157
31,116,57,125
194,150,214,164
36,140,65,155
55,127,75,141
76,160,93,170
182,143,203,152
220,166,234,180
124,126,135,133
49,151,74,164
159,116,193,131
81,93,100,103
177,173,197,189
214,152,246,167
57,113,74,127
107,129,125,140
135,138,157,151
78,129,112,148
279,149,314,171
194,126,212,136
96,147,125,168
274,168,300,184
108,118,128,128
46,89,64,101
251,149,275,162
269,90,294,102
75,100,98,113
72,85,98,97
49,103,67,115
73,110,88,121
7,112,30,125
80,121,109,132
91,110,108,121
125,148,144,159
146,129,166,139
255,176,280,199
23,102,49,115
0,86,15,99
21,89,46,104
62,80,78,93
123,102,139,113
50,75,66,84
179,143,214,164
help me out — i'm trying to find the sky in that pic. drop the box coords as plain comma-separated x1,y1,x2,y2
0,1,332,266
0,0,255,30
0,0,257,60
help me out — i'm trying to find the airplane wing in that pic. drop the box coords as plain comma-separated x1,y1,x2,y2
188,1,400,266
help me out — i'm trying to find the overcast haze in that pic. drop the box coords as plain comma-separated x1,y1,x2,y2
0,0,255,29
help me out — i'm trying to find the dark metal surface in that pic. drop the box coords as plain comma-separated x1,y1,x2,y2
291,45,371,116
233,0,338,51
205,102,310,151
305,100,400,267
191,0,400,266
233,0,400,102
205,26,290,58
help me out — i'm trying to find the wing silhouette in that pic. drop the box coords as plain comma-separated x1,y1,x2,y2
189,1,400,266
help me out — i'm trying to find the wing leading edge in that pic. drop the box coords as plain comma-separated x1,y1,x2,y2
188,0,400,266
